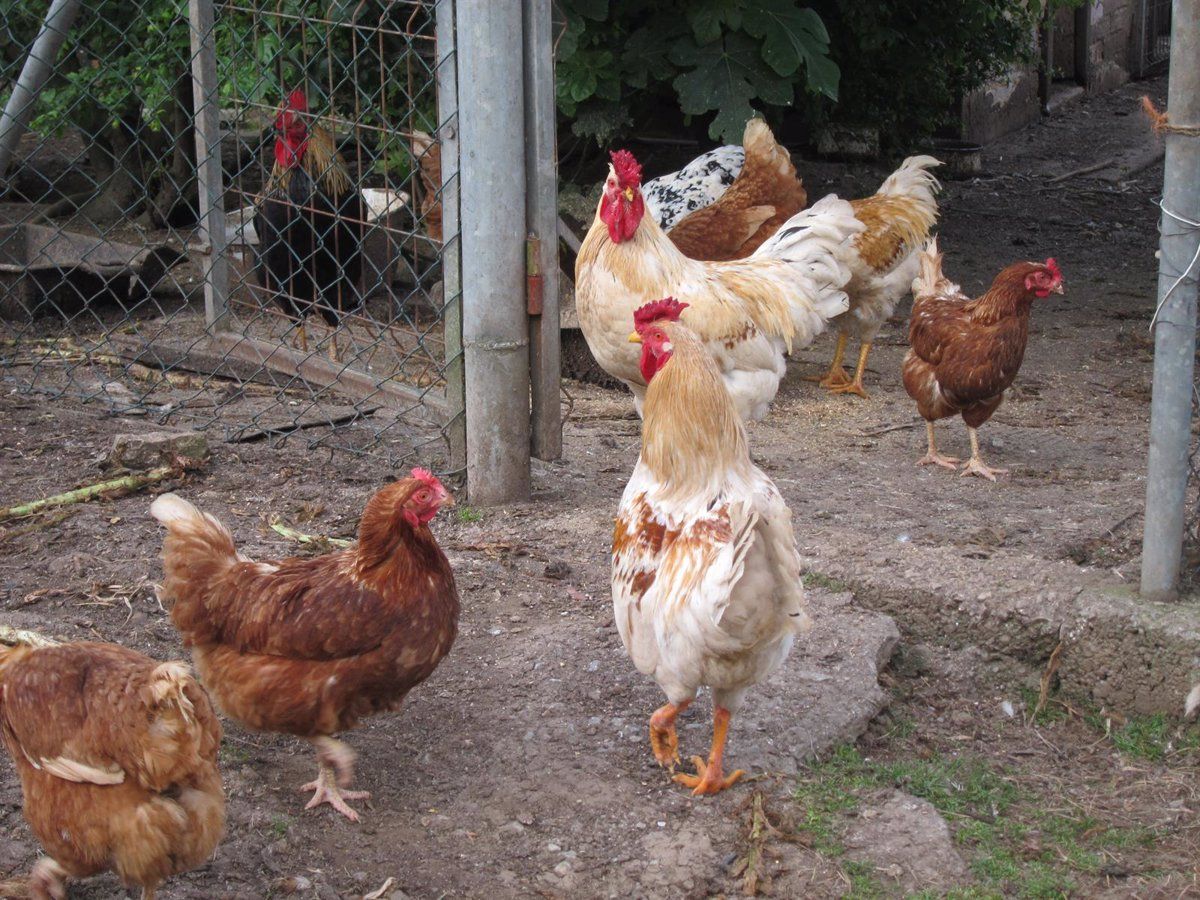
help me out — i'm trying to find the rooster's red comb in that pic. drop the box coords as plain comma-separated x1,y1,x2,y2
410,467,440,487
610,150,642,189
284,88,307,113
1044,257,1062,280
633,297,689,332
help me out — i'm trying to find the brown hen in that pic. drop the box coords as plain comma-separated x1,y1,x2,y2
0,631,224,900
151,468,458,821
665,119,807,261
902,240,1064,480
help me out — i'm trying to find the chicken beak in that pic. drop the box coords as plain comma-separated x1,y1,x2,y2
440,491,457,509
628,331,642,344
1052,282,1064,295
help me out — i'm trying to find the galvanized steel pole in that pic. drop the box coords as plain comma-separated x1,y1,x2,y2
0,0,83,184
524,0,562,461
1141,0,1200,599
188,0,231,332
457,0,531,503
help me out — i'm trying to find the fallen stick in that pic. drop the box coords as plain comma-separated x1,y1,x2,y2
1048,157,1116,184
0,467,178,523
855,421,920,438
269,521,353,549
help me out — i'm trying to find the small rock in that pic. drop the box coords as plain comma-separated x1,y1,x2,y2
544,560,572,579
498,820,526,840
844,791,973,893
553,860,572,877
107,430,209,471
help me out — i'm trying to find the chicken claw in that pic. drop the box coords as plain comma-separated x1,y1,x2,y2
960,428,1007,481
29,857,68,900
648,700,690,770
672,755,746,796
916,450,960,470
960,458,1008,482
827,379,868,399
301,763,371,822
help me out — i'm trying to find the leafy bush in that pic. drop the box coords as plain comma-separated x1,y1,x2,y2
556,0,1074,151
555,0,838,145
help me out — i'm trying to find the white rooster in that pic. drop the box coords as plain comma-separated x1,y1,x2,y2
576,149,862,421
613,300,810,795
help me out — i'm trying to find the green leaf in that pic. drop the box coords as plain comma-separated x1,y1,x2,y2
621,20,680,89
686,0,744,45
742,0,839,100
671,31,793,143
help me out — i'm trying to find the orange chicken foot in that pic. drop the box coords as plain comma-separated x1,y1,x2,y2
916,422,960,470
960,427,1008,482
649,699,692,770
807,333,852,388
300,736,370,821
827,341,871,398
672,706,746,796
29,857,68,900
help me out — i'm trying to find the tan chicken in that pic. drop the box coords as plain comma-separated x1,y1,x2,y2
0,628,224,900
613,300,810,795
664,119,807,261
813,155,942,398
411,130,443,242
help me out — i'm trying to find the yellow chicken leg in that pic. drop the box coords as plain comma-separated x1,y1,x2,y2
300,737,370,821
672,706,746,796
807,332,852,388
649,699,691,770
916,421,960,470
960,428,1008,481
828,341,871,398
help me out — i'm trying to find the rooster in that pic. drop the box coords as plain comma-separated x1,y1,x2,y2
665,119,808,262
902,240,1063,480
576,149,861,421
150,468,458,821
812,156,942,398
254,88,367,361
613,300,810,795
0,629,224,900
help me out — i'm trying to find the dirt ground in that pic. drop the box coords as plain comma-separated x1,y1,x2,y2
1,76,1199,898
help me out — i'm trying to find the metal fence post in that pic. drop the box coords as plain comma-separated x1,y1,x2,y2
1141,0,1200,600
456,0,530,503
436,0,466,475
524,0,562,462
0,0,83,184
188,0,231,332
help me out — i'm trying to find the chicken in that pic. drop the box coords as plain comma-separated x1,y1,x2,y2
150,469,458,821
613,301,810,795
0,628,224,900
664,119,807,262
411,130,443,242
812,155,942,398
643,143,744,231
255,88,367,361
902,240,1064,480
576,149,862,421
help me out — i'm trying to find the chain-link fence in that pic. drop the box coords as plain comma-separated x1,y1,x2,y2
0,0,463,473
1134,0,1172,76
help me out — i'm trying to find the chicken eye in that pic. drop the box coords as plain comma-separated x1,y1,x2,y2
415,488,432,502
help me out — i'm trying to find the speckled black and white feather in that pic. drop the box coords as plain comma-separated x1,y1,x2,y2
643,145,744,231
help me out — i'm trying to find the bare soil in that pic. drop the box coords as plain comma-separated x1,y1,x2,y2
1,76,1198,898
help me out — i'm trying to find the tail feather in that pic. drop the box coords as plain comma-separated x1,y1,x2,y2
875,155,942,209
150,493,241,643
753,194,864,336
137,660,219,791
911,237,960,300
